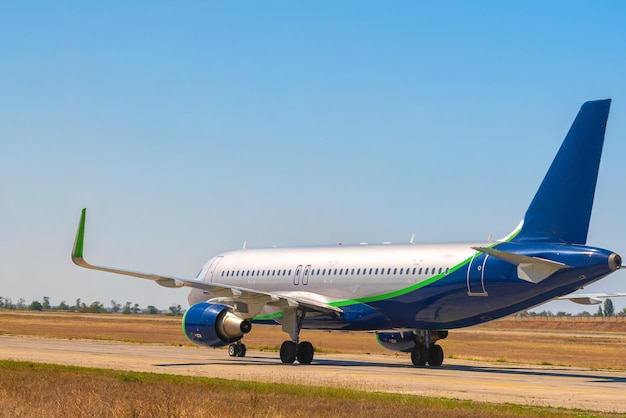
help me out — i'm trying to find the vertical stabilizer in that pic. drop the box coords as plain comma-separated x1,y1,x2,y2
514,99,611,244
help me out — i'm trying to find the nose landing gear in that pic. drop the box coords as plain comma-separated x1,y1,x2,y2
228,341,247,357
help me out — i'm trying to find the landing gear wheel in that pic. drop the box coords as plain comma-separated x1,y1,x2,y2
229,343,247,358
297,341,314,364
280,341,297,364
237,343,247,357
428,344,444,367
411,345,428,366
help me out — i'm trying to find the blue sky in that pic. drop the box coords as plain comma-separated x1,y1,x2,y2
1,1,626,313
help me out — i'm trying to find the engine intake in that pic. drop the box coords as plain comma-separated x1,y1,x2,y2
183,302,251,348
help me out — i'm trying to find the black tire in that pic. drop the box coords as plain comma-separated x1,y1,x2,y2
428,344,444,367
280,341,297,364
411,345,428,366
228,344,237,357
237,343,247,358
297,341,314,364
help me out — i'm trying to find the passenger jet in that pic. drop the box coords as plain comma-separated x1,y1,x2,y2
72,99,621,366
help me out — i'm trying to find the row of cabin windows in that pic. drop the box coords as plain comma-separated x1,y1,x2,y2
220,266,449,278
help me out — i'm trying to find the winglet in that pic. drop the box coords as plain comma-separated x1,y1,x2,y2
70,208,184,288
72,208,87,264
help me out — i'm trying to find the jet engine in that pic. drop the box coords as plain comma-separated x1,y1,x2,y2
183,302,252,348
376,330,448,352
376,331,416,353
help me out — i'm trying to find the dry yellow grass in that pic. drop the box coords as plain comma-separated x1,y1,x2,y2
0,361,618,418
2,311,626,369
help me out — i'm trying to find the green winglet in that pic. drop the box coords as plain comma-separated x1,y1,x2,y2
72,208,87,260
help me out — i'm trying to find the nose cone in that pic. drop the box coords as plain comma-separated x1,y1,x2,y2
608,253,622,271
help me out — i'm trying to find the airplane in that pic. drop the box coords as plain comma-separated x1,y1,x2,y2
72,99,620,367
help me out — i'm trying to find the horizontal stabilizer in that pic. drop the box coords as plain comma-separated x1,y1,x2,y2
559,292,626,305
472,246,571,284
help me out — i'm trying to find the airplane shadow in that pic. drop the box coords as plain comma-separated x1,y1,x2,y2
153,355,626,383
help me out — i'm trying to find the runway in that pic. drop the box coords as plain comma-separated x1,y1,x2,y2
1,335,625,413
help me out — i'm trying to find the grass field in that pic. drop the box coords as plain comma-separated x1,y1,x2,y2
0,360,621,418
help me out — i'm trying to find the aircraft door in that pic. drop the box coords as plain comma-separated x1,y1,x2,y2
466,252,488,296
293,265,302,285
205,256,224,282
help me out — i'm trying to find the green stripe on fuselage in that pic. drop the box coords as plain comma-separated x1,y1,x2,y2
252,225,522,321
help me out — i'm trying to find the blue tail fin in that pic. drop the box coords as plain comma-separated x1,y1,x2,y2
513,99,611,244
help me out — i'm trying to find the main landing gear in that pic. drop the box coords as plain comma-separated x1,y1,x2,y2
280,307,314,364
410,330,447,367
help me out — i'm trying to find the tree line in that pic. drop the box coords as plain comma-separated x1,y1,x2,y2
0,296,183,316
2,295,623,318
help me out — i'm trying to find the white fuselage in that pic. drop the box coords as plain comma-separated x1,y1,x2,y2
189,242,483,306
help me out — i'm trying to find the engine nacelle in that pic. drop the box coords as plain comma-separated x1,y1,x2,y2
183,302,252,348
376,330,448,353
376,331,416,353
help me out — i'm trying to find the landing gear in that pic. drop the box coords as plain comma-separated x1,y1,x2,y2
410,330,447,367
428,344,444,367
297,341,314,364
280,341,297,363
228,341,247,357
280,307,315,364
279,340,314,364
410,344,428,366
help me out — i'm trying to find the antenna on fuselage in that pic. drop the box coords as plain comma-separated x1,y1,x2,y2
409,233,415,244
242,241,247,249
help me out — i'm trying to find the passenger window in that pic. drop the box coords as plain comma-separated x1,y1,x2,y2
399,268,403,274
351,268,355,275
445,268,449,274
387,268,391,275
439,267,443,274
375,268,379,274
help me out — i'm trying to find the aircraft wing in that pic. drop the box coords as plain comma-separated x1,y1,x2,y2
558,292,626,305
72,209,342,316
